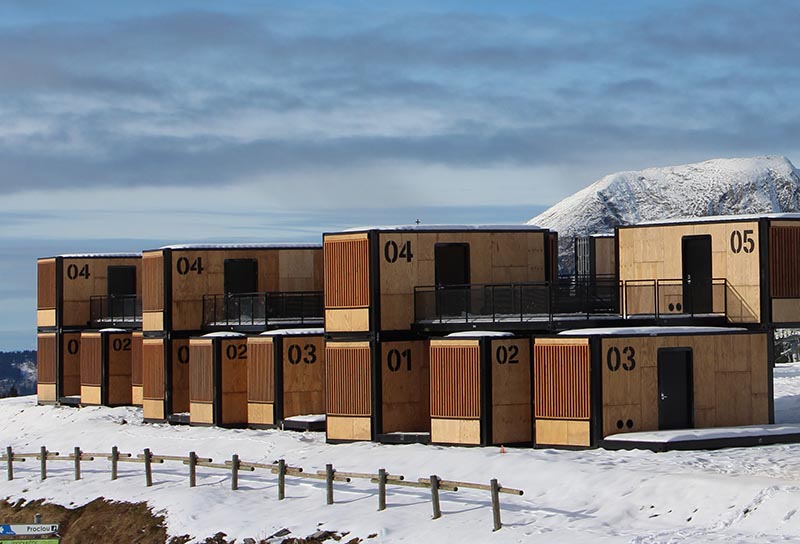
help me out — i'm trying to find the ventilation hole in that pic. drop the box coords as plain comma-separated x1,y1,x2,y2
626,419,634,429
616,419,624,429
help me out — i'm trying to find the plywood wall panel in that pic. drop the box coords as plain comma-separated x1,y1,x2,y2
381,340,430,433
283,336,326,418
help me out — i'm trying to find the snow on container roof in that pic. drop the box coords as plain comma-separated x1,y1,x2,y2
156,243,321,250
259,328,324,337
98,328,129,333
629,212,800,228
559,326,747,337
44,253,141,259
342,224,545,233
445,331,515,338
201,331,246,338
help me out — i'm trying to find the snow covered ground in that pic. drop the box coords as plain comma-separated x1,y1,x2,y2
3,364,800,542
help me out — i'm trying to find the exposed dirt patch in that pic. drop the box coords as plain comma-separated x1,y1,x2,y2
0,497,169,543
0,498,359,543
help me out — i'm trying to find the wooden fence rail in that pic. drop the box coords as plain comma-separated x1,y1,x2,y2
1,445,522,532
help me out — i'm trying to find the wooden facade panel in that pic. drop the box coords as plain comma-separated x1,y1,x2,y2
381,340,430,433
190,340,214,403
80,334,102,387
142,339,165,401
327,415,372,441
62,332,82,396
770,226,800,298
131,332,143,387
142,251,164,313
325,343,371,416
533,343,590,420
107,332,132,405
37,333,56,384
283,336,326,418
247,337,275,403
430,344,480,419
430,418,481,445
221,372,248,426
37,259,57,310
171,339,191,413
491,338,531,444
535,419,591,447
324,236,370,309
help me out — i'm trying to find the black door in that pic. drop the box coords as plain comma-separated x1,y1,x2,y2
682,235,712,314
107,266,137,319
435,243,470,317
108,266,136,296
657,348,693,430
224,260,258,324
224,259,258,294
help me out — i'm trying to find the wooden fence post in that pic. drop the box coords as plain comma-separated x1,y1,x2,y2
111,446,118,481
277,459,285,500
143,448,153,487
40,446,47,481
189,452,197,488
325,464,334,505
490,479,501,531
430,475,441,519
231,454,239,491
6,446,12,481
74,447,81,480
378,468,387,511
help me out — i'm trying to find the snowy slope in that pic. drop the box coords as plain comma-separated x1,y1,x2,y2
2,364,800,542
529,156,800,272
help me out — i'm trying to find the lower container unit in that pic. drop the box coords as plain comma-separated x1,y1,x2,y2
37,329,83,405
325,336,430,443
429,334,533,447
189,332,248,427
141,332,193,423
247,329,326,430
533,327,771,448
79,329,135,406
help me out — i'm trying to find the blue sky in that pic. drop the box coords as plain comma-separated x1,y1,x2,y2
2,0,799,350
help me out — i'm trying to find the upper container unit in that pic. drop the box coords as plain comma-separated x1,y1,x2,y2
617,214,800,326
323,225,556,335
141,244,324,334
37,254,142,330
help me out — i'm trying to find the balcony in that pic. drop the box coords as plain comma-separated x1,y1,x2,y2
413,276,728,332
89,295,142,328
202,291,323,331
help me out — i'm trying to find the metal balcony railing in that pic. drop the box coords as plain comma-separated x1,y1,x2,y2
89,295,142,327
622,278,728,319
413,275,621,326
202,291,324,330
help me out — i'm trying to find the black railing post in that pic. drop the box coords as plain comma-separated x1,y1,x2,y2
654,280,659,319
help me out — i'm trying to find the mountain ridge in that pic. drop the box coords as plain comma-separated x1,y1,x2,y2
528,156,800,271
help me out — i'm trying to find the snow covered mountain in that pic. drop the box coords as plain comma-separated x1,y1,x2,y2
529,156,800,272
